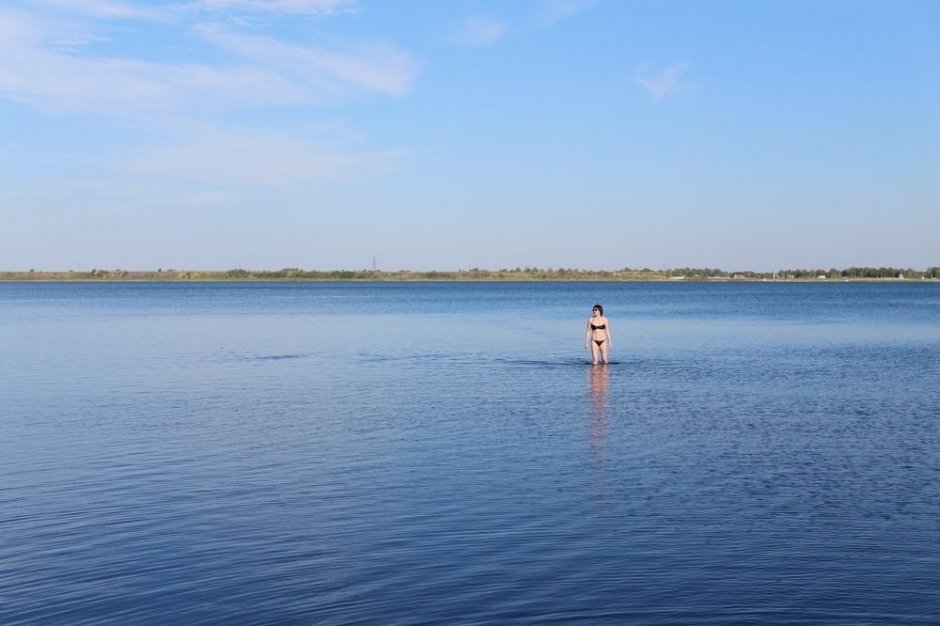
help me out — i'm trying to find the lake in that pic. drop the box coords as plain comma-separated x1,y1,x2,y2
2,281,939,624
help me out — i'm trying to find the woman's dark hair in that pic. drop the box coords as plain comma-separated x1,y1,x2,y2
592,304,603,315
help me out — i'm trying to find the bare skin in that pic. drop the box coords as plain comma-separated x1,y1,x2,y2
584,308,611,364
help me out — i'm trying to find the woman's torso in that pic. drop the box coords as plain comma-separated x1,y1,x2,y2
590,316,608,338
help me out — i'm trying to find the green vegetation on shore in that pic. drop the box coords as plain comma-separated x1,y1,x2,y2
3,266,939,281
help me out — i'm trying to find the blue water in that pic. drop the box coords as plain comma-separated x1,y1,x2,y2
2,281,939,624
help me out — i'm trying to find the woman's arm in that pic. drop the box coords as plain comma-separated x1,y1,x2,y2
605,318,612,346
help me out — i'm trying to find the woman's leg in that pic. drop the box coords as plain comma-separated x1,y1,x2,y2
599,340,609,364
591,340,600,364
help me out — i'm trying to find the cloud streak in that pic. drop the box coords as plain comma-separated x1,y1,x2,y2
533,0,597,30
197,25,419,98
454,17,507,47
32,0,171,21
452,1,597,49
636,62,689,102
0,6,419,122
123,130,401,186
187,0,356,16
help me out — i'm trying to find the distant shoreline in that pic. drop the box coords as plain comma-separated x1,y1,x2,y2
2,279,937,285
2,267,938,283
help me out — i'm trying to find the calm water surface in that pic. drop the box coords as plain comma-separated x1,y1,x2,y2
2,282,939,624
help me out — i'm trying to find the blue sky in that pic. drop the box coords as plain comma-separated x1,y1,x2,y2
1,0,937,271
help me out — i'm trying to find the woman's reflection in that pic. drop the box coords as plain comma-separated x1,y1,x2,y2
587,363,610,507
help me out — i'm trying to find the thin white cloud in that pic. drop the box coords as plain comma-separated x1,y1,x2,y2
0,2,415,193
0,8,419,122
0,8,37,42
454,1,596,48
0,39,309,119
187,0,356,16
196,25,419,98
636,62,689,102
455,17,507,47
49,31,112,48
533,0,597,30
32,0,171,21
124,131,401,186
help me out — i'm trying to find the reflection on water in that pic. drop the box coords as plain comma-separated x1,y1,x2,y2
587,364,611,508
2,281,940,624
588,364,611,412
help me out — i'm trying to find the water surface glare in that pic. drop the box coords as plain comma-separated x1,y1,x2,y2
2,281,939,624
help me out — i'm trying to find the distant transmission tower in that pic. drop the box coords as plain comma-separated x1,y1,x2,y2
372,257,377,271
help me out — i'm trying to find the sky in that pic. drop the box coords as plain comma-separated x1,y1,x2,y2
1,0,938,272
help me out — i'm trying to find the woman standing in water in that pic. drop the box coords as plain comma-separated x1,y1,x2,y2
585,304,612,364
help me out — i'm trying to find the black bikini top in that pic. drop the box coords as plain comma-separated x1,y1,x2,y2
591,323,606,330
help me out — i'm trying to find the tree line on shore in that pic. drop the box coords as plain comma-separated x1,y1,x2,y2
3,266,939,281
